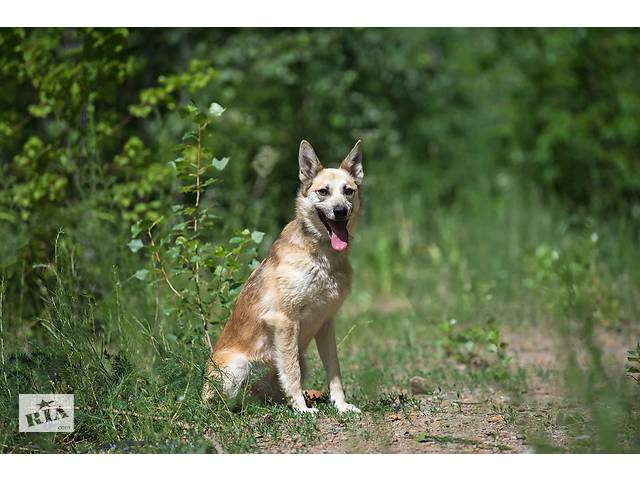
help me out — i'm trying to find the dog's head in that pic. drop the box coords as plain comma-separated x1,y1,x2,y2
296,139,364,252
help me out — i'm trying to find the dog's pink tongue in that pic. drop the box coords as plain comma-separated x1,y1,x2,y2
330,231,349,251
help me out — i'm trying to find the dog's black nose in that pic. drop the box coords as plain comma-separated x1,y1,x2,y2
333,206,348,220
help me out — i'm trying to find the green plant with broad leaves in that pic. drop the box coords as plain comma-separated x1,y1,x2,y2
523,231,620,326
438,316,508,367
128,102,263,350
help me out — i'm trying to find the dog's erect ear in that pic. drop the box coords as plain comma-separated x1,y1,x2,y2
298,140,323,187
340,139,363,185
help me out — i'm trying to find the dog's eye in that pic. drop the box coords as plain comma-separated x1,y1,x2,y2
317,188,329,196
343,187,355,196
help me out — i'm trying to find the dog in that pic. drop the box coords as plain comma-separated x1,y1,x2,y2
202,139,364,414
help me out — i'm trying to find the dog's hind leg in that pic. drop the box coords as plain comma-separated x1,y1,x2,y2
202,351,250,404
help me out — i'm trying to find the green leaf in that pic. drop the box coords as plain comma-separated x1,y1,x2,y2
130,221,142,238
212,157,229,171
168,158,183,170
249,259,261,270
128,239,144,252
129,104,152,118
182,131,198,142
172,221,189,231
166,246,180,260
251,230,265,244
133,268,149,280
28,103,52,118
201,177,219,188
209,102,226,117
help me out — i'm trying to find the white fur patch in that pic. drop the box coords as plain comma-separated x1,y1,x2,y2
222,354,249,398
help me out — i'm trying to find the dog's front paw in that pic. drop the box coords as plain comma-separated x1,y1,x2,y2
294,406,319,414
335,402,361,414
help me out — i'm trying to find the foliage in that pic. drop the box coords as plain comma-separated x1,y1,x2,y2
438,316,508,367
127,102,263,348
523,230,620,325
0,28,221,312
497,29,640,214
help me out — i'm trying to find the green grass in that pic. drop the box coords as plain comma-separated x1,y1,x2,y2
1,181,639,453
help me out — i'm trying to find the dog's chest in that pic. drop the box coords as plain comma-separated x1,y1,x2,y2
281,252,352,319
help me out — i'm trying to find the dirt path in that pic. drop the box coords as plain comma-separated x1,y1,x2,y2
252,326,633,453
254,392,531,453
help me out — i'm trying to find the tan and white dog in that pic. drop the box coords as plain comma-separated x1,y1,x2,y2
202,139,363,414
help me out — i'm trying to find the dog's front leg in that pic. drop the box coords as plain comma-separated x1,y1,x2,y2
315,319,361,414
271,314,317,413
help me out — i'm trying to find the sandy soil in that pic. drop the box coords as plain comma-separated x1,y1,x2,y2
253,325,634,453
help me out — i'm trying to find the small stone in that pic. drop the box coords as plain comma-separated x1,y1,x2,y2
410,376,435,394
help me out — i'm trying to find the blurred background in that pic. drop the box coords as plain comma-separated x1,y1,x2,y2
0,28,639,453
